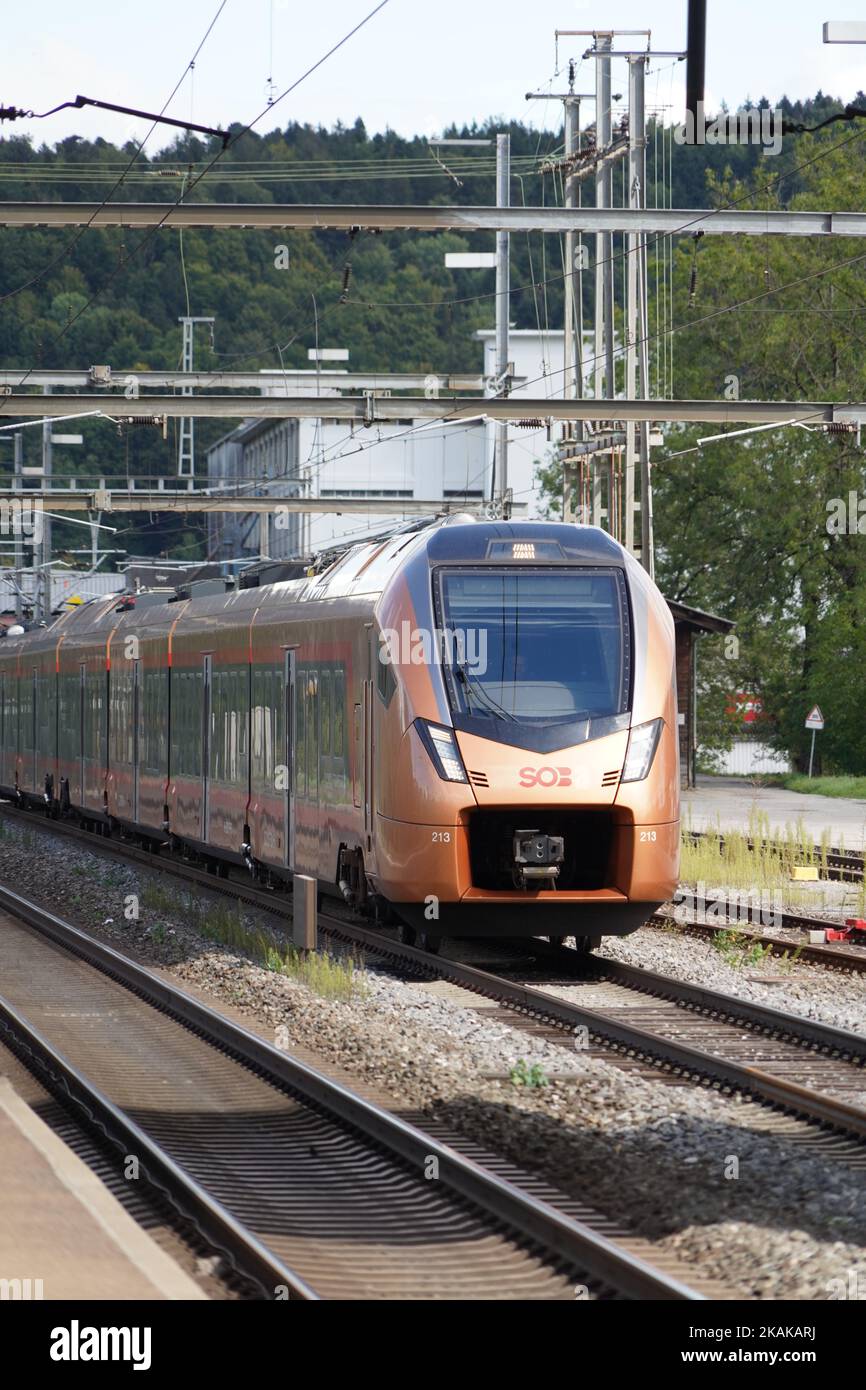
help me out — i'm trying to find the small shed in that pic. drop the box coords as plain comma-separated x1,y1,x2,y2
666,601,735,789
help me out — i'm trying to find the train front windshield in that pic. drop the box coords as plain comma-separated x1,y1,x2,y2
438,568,630,725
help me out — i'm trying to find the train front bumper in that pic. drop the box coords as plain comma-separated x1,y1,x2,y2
373,812,679,936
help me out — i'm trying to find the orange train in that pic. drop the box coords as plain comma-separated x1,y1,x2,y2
0,519,679,951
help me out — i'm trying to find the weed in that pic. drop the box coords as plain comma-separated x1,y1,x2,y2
509,1058,549,1088
140,882,178,916
712,927,747,967
743,940,775,968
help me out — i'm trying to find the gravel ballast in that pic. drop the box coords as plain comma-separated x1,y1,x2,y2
596,923,866,1035
1,815,865,1301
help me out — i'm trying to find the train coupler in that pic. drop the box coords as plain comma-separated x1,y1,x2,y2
512,828,565,886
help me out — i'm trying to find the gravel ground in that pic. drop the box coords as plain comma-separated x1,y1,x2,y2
596,923,866,1035
2,817,866,1301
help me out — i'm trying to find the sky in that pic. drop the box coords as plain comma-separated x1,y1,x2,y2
4,1,866,152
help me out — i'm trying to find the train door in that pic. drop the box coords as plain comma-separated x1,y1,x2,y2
306,668,319,862
284,649,295,870
28,666,36,792
0,674,5,788
352,701,361,811
132,659,141,823
78,664,85,805
201,654,212,842
363,629,374,844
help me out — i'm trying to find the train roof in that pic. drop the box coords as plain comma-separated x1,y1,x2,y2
0,519,630,653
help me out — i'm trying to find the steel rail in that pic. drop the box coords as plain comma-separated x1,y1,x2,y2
0,990,318,1301
654,910,866,973
0,877,703,1301
3,805,865,1132
551,949,866,1057
314,913,866,1139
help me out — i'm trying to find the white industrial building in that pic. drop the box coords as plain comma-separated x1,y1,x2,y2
205,329,572,563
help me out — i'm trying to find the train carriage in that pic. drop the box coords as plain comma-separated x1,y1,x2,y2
0,519,679,950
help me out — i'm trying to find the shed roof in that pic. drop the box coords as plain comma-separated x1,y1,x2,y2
666,600,735,635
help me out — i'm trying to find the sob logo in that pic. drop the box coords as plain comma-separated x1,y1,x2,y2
519,766,572,788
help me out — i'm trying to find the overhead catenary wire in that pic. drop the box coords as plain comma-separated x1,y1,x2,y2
17,109,858,403
0,0,393,413
7,50,866,535
0,0,230,308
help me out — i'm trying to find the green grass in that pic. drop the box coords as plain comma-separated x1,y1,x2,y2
680,811,866,915
780,774,866,800
682,811,835,888
139,881,366,1001
710,927,803,971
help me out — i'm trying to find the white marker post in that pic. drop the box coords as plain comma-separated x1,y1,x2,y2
805,705,825,778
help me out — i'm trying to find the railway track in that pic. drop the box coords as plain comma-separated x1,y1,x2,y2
3,804,866,1161
4,800,866,973
0,880,709,1301
655,902,866,973
317,918,866,1161
688,828,865,883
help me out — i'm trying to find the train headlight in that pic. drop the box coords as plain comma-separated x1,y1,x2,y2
415,720,469,783
621,718,663,783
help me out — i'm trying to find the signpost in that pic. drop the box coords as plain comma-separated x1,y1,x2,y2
805,705,825,778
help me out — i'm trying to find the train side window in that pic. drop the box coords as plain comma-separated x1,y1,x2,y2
264,666,276,783
142,668,167,775
238,666,249,785
210,670,222,784
183,671,193,776
20,670,33,753
99,670,108,770
306,671,318,799
40,667,54,764
376,645,396,706
334,669,345,782
295,666,307,799
228,669,238,784
352,703,361,809
320,669,332,761
169,670,179,775
251,669,263,783
275,663,285,788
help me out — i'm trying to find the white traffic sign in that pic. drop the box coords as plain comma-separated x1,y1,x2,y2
805,706,825,730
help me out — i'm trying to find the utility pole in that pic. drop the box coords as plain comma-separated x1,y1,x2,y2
40,386,52,621
178,316,215,477
13,432,23,620
625,54,653,567
494,132,510,507
526,75,596,524
563,86,585,522
594,31,615,443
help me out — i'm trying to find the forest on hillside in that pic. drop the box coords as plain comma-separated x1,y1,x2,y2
0,93,865,770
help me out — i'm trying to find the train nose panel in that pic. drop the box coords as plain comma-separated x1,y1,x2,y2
454,727,629,804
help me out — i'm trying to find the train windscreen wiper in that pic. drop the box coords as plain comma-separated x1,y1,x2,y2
453,662,517,721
